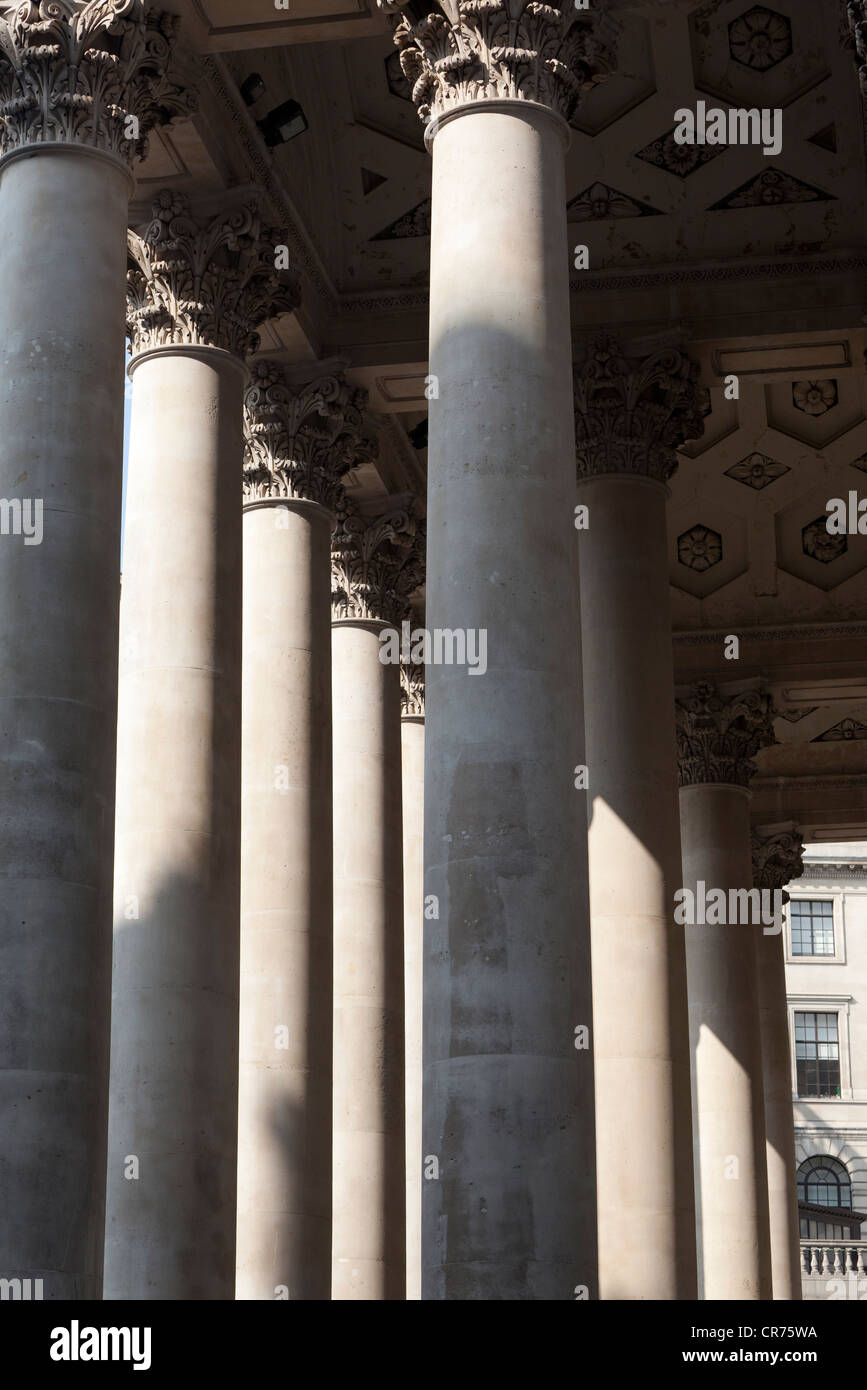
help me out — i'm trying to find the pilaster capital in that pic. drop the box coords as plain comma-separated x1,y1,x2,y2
0,4,196,164
127,191,299,358
573,334,707,484
675,682,776,789
377,0,614,128
331,499,425,627
847,2,867,95
751,826,805,900
243,360,378,509
400,660,425,717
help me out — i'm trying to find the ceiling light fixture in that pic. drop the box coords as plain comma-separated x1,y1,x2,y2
257,99,308,148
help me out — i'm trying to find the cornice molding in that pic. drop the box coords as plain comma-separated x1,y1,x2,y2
674,621,867,647
570,253,867,295
0,4,195,163
800,863,867,880
574,333,706,484
676,682,776,788
378,0,614,127
331,499,424,626
127,190,299,357
243,360,377,508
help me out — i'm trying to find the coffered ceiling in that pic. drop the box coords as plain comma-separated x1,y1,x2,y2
133,0,867,835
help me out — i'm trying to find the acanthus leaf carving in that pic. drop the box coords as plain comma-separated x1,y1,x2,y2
751,827,805,901
331,497,425,627
675,682,776,788
847,1,867,96
243,359,378,509
400,660,425,717
377,0,615,127
0,4,195,162
573,333,708,484
127,190,300,358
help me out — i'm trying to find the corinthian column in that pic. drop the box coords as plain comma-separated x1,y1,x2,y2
752,826,805,1300
400,660,425,1301
0,3,191,1299
380,0,609,1300
104,193,297,1300
330,501,423,1299
237,362,375,1300
675,683,775,1300
573,335,705,1299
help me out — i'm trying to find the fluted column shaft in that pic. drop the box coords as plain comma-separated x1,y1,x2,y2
400,664,425,1301
676,683,774,1300
0,0,187,1298
105,195,296,1299
574,338,705,1299
753,828,804,1299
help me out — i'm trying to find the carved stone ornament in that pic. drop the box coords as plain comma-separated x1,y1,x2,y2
400,660,425,716
751,827,804,901
331,499,425,626
376,0,615,127
243,360,378,509
127,190,300,358
0,3,196,163
573,334,708,484
847,1,867,96
675,682,776,788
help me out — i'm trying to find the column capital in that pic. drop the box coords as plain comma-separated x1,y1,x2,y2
400,660,425,718
127,191,299,359
377,0,613,128
675,682,776,789
331,499,424,627
847,2,867,95
0,5,195,166
751,826,805,900
573,334,708,484
243,360,377,510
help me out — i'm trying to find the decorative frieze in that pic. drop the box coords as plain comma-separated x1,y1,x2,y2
400,660,425,717
0,4,195,162
573,334,707,484
243,361,376,509
331,499,424,627
377,0,613,127
751,827,805,900
675,682,776,788
127,191,299,358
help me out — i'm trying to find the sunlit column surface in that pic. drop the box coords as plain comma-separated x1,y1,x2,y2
676,683,775,1300
105,194,296,1299
573,338,705,1300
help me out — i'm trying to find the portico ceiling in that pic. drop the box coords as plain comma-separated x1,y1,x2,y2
133,0,867,836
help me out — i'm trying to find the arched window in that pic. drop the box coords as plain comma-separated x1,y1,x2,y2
797,1155,851,1210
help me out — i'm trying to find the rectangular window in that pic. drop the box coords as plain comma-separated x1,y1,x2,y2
795,1011,840,1097
790,899,835,956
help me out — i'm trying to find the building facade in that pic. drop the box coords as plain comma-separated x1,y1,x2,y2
0,0,867,1301
785,844,867,1298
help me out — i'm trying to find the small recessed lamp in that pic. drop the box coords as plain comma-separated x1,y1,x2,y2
240,73,266,107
